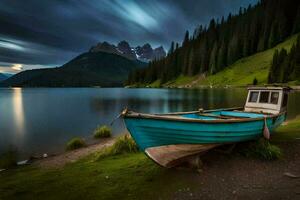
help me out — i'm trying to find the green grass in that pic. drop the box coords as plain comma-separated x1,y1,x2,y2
0,153,188,200
166,34,299,87
65,137,86,151
147,80,161,88
97,135,139,159
165,75,199,87
239,139,282,160
93,125,112,138
238,116,300,159
272,117,300,142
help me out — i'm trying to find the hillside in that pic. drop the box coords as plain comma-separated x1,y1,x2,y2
164,34,299,87
127,0,300,86
0,52,146,87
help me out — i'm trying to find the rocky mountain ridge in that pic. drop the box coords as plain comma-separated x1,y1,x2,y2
90,40,166,62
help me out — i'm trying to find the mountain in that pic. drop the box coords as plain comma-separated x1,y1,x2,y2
0,51,146,87
0,73,8,82
90,41,166,62
127,0,300,86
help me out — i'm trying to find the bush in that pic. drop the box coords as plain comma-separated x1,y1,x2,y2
239,138,282,160
93,125,112,138
66,137,86,151
97,134,139,159
0,150,17,169
252,77,258,85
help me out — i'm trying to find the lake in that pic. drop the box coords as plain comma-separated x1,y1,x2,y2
1,88,300,159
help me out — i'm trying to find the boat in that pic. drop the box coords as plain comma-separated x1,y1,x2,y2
121,86,290,167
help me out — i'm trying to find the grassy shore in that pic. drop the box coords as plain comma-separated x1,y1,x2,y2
1,118,300,199
0,153,188,200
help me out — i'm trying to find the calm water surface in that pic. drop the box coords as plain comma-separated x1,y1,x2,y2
1,88,300,158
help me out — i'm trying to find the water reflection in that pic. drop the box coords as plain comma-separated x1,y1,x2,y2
12,88,25,137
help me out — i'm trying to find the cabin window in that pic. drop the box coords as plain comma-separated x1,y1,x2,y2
282,93,288,107
270,92,279,104
259,91,270,103
248,91,259,102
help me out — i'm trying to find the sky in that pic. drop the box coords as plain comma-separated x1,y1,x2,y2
0,0,258,74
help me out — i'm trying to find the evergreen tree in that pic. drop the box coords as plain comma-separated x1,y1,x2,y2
182,31,190,46
292,5,300,34
209,42,218,74
182,48,190,75
200,36,209,72
253,77,258,85
277,48,288,82
168,42,175,55
216,41,227,70
268,23,278,48
268,49,279,83
292,35,300,80
187,48,195,76
227,36,240,65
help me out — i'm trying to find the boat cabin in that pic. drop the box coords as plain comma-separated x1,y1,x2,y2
244,86,290,114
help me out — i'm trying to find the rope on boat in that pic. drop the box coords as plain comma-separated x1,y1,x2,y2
110,108,128,126
263,117,270,140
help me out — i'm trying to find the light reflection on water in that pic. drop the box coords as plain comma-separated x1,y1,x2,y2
12,88,25,137
0,88,299,159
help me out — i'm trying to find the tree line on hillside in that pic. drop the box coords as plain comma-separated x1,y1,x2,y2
268,35,300,83
126,0,300,85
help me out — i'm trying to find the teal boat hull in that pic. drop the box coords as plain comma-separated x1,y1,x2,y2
123,109,286,167
124,113,286,151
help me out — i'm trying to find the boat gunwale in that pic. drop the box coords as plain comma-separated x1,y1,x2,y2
123,107,286,124
153,107,243,115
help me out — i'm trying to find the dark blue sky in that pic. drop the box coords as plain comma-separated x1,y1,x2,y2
0,0,258,73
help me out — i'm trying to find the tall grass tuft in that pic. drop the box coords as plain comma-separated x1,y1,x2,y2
97,134,139,159
0,150,17,169
66,137,86,151
93,125,111,138
239,138,282,160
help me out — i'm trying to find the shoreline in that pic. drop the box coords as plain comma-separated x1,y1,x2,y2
35,138,115,168
128,84,300,90
12,118,293,169
1,84,300,90
1,117,300,199
11,116,300,169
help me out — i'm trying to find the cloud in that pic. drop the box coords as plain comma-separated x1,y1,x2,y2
0,39,25,51
0,0,259,73
113,1,159,30
0,62,54,73
11,64,23,71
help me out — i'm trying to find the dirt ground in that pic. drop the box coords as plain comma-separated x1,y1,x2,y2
35,138,115,168
171,141,300,200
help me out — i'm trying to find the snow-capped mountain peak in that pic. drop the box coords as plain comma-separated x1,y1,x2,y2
90,41,166,62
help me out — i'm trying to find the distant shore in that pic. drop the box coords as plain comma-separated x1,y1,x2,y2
127,84,300,90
